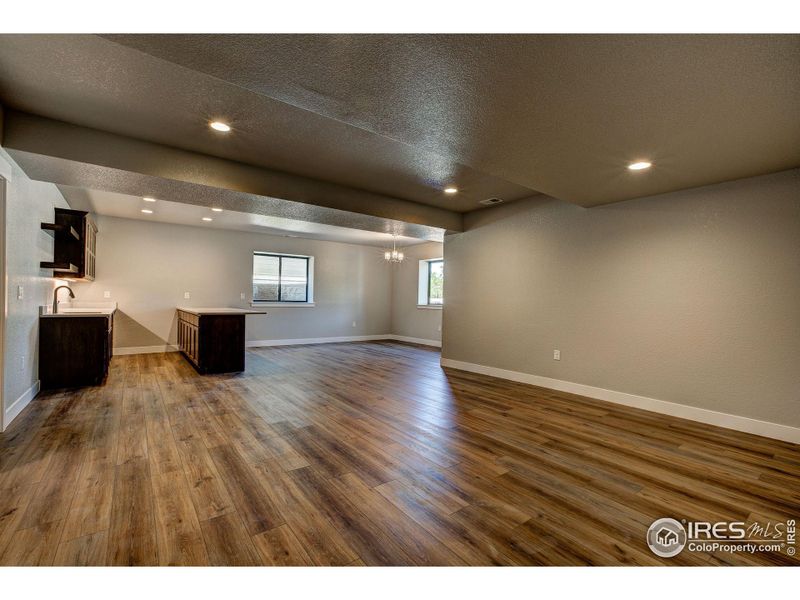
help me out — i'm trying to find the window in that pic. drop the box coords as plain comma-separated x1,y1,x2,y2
252,252,313,304
418,258,444,307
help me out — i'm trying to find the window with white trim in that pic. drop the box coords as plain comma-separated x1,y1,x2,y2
252,252,314,304
418,258,444,307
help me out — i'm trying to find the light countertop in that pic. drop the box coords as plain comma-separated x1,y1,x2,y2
176,307,267,316
40,302,118,318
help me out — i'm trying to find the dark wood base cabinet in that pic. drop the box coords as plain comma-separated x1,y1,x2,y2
39,314,113,389
177,310,246,374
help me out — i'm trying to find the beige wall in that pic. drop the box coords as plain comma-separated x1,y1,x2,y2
1,148,70,426
442,169,800,428
75,216,392,349
390,241,443,343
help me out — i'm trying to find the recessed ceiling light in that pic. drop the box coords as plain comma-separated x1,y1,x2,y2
143,197,156,202
141,209,153,214
444,187,458,194
202,217,213,222
628,161,652,171
209,121,231,133
211,208,223,212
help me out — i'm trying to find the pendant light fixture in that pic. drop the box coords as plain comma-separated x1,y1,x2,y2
384,235,404,264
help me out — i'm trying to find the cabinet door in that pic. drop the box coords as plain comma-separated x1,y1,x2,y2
191,324,198,363
178,318,200,367
40,316,108,389
84,217,98,281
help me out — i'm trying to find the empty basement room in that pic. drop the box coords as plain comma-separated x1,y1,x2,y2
0,4,799,596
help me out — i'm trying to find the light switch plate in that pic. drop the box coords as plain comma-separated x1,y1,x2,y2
240,292,246,300
17,285,23,300
103,291,111,298
553,349,561,361
184,292,191,299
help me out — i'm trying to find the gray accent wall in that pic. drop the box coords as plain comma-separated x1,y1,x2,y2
390,241,443,343
1,148,70,423
76,215,393,349
442,169,800,427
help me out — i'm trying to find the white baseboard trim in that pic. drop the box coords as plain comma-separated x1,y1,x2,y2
440,358,800,444
247,335,389,347
386,335,442,348
3,380,40,431
113,336,443,354
114,344,179,355
247,334,443,348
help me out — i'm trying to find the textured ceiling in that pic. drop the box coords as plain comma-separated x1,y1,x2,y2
0,34,533,212
60,186,429,247
11,147,446,242
107,33,800,207
3,110,460,235
0,33,798,215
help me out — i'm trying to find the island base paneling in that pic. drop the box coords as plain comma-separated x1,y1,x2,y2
177,310,246,374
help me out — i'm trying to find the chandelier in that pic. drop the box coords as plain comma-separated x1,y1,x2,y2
384,235,404,263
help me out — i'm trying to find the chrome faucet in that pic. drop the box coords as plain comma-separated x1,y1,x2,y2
53,285,74,314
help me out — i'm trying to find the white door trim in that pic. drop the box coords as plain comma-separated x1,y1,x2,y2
0,171,8,431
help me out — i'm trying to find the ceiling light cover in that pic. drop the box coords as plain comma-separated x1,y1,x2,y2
444,187,458,194
211,207,223,212
210,121,231,132
141,209,153,214
143,197,156,202
628,161,652,171
202,217,213,221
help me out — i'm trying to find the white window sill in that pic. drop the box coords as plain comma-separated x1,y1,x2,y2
417,304,443,310
251,302,316,307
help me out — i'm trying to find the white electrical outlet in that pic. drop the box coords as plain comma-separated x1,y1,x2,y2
352,321,357,328
103,291,111,298
240,292,246,300
184,292,191,299
17,285,23,300
438,325,442,332
553,349,561,361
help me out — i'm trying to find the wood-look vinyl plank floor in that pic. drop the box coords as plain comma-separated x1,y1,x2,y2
0,342,798,565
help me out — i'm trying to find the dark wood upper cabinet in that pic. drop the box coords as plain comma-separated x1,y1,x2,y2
40,208,98,280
